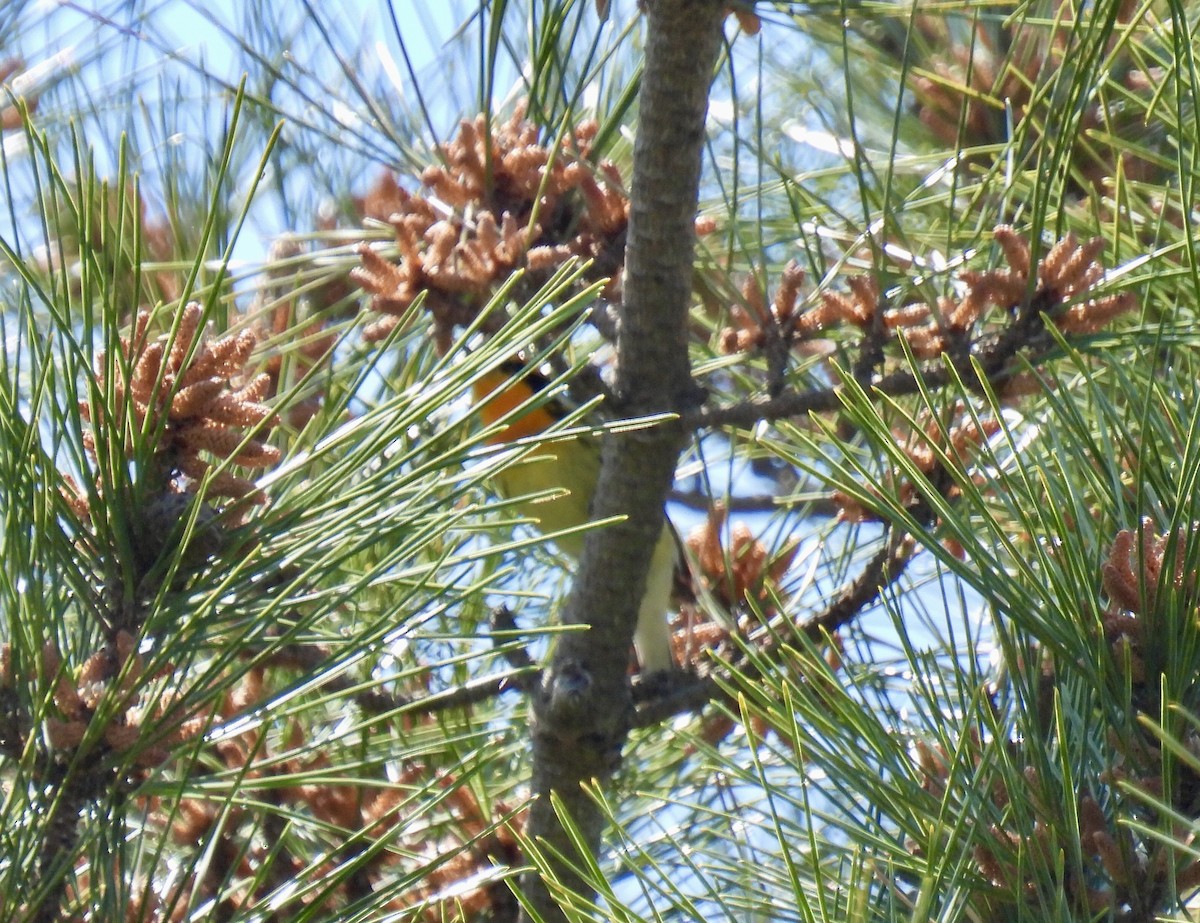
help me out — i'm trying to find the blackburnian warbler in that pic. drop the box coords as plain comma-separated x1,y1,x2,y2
474,360,676,672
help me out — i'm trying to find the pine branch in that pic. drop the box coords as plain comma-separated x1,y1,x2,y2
517,2,726,919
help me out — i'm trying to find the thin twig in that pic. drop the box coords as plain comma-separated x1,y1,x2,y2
687,317,1061,432
255,622,538,720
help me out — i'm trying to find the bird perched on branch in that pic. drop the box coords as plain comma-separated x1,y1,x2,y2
474,358,676,672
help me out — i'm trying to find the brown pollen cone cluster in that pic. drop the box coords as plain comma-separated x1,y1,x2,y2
981,226,1135,336
1099,520,1196,689
723,261,805,353
672,504,801,669
1,57,38,131
81,302,280,505
722,226,1135,376
833,407,1001,562
907,0,1158,190
910,732,1150,913
140,668,522,922
956,744,1200,912
678,505,842,751
352,103,714,353
7,635,204,770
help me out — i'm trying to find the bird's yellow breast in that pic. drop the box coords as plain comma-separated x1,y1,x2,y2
490,436,601,560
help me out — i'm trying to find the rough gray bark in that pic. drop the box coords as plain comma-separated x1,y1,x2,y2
517,2,726,920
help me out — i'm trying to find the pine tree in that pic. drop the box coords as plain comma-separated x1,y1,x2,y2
0,1,1191,921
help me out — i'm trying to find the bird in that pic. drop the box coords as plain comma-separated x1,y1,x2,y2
473,358,676,672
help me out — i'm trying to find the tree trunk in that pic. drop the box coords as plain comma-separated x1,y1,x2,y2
517,2,726,920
